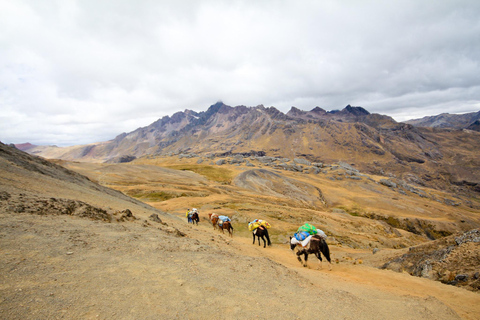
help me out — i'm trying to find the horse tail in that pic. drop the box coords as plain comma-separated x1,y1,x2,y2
321,240,331,263
265,228,272,246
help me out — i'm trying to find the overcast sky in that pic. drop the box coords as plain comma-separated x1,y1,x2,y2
1,0,479,146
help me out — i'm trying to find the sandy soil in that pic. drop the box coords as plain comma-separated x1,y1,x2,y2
1,206,479,320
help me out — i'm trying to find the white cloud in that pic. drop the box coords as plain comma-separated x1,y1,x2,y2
1,0,479,146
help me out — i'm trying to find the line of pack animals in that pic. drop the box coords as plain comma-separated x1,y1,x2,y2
186,209,331,270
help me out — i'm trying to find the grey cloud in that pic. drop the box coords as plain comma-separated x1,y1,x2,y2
1,0,479,146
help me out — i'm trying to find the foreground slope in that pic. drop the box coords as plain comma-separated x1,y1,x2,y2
1,143,480,319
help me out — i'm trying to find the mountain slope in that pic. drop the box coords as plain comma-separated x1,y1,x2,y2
21,103,480,198
405,111,480,131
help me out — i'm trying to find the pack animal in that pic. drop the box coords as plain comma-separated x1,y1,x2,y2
290,235,332,270
190,212,199,225
219,221,233,237
208,213,219,230
253,226,271,248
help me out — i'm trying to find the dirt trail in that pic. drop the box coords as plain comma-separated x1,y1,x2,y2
217,224,480,320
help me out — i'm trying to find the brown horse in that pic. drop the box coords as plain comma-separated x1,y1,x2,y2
290,235,332,270
253,226,271,248
219,221,233,237
208,213,219,230
190,212,199,225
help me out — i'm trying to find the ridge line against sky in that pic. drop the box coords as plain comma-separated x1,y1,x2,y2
1,0,479,146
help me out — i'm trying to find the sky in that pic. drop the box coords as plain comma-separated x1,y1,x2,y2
1,0,480,146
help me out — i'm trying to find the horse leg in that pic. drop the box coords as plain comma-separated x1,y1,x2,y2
261,236,266,248
296,250,306,267
320,251,332,271
252,233,256,245
320,241,332,270
265,229,271,246
303,252,309,268
315,251,323,270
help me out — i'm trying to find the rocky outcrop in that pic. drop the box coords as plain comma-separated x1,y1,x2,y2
382,229,480,292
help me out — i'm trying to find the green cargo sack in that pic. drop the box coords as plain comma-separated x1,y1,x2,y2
297,223,318,235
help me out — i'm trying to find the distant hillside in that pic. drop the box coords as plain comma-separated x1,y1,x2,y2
0,141,162,217
14,142,38,151
404,111,480,131
19,103,480,197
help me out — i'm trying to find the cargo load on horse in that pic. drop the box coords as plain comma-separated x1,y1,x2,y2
218,215,231,227
297,223,318,235
292,224,327,247
248,219,271,232
249,219,272,248
217,216,233,237
290,223,331,270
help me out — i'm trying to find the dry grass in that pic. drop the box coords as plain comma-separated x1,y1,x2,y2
60,155,480,250
164,164,234,184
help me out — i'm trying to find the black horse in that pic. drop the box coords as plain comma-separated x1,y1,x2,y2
190,212,199,225
253,226,271,248
290,235,332,270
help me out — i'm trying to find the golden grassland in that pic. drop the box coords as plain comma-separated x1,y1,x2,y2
62,154,480,250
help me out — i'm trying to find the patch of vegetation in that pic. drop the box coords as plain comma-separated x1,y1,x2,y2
386,216,401,228
125,189,202,202
337,205,363,217
166,165,234,184
361,212,452,240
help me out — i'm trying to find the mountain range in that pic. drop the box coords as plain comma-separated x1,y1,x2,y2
16,103,480,197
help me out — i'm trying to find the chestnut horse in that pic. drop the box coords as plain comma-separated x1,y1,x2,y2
290,235,332,270
219,221,233,237
208,213,219,230
253,226,271,248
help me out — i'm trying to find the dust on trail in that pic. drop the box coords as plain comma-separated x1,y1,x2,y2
1,207,479,320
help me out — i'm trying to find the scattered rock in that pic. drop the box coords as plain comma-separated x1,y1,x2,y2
380,179,397,188
149,214,166,225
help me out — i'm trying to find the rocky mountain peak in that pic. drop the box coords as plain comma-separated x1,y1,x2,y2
311,107,327,114
343,105,370,116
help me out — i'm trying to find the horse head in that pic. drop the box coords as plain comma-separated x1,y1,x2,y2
289,236,297,251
